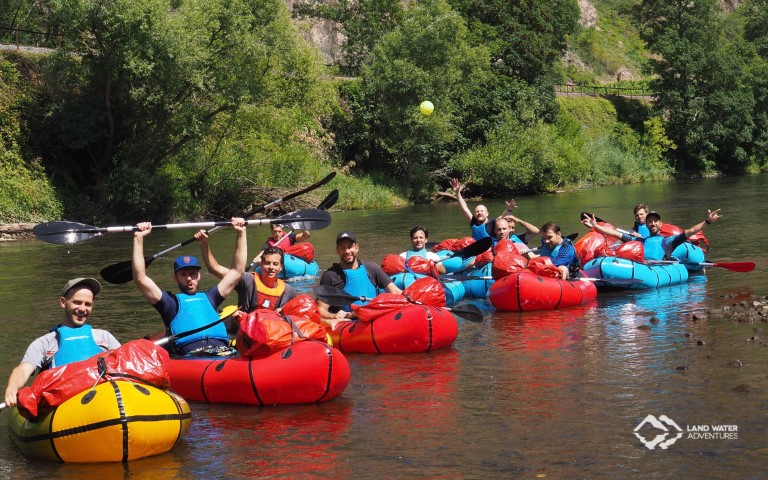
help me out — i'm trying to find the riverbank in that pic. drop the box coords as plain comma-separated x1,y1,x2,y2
0,223,36,241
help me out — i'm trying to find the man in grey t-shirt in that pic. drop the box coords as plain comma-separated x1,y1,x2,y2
3,278,120,408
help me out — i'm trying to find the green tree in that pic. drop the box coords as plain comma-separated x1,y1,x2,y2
351,0,492,199
636,0,754,174
32,0,331,222
741,0,768,172
448,0,580,123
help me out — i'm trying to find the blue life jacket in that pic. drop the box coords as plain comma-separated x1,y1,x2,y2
405,249,428,260
470,222,491,241
642,235,666,260
510,233,523,243
170,292,227,348
52,324,102,367
633,223,650,238
342,264,378,311
540,238,581,278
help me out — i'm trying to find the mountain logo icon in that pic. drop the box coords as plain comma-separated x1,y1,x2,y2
634,414,684,450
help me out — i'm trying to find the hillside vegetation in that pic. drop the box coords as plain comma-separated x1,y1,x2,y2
1,0,766,223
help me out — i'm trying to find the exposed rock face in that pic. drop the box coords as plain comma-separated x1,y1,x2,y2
285,0,346,65
578,0,598,29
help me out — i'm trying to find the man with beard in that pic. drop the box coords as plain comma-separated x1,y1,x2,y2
317,231,402,322
132,218,247,355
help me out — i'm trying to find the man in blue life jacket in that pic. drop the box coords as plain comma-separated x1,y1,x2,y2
450,178,500,240
536,222,580,279
399,226,446,274
581,209,721,261
4,278,120,408
132,218,247,355
317,231,402,322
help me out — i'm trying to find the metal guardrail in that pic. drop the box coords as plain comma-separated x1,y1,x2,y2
0,25,62,48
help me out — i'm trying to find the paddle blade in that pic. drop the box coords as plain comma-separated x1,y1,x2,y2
272,209,332,231
580,211,606,223
448,303,484,323
100,260,135,284
451,236,492,259
713,262,755,272
33,221,100,244
318,189,339,210
313,285,359,307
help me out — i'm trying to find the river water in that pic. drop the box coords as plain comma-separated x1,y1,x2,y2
0,176,766,478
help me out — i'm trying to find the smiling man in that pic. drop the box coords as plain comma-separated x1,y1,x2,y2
4,278,120,407
198,238,298,316
317,231,402,321
537,222,580,279
132,218,247,355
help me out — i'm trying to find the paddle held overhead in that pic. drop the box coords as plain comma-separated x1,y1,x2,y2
35,209,332,245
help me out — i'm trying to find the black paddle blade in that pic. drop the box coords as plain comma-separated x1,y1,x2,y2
318,189,339,210
580,211,606,223
100,256,159,284
272,209,332,231
100,259,134,284
33,221,101,244
313,285,360,307
457,236,493,258
449,303,484,323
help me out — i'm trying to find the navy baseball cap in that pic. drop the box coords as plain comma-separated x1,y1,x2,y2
174,255,201,272
645,211,661,222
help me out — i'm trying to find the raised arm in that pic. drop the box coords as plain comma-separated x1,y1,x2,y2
684,209,721,238
132,223,163,304
450,178,473,224
294,229,311,243
216,218,248,298
196,229,229,280
503,200,540,236
581,215,625,241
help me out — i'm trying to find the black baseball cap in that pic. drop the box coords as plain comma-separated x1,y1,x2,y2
336,231,357,243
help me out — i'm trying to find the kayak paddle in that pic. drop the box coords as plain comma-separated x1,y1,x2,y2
313,285,484,322
95,173,336,284
648,259,755,272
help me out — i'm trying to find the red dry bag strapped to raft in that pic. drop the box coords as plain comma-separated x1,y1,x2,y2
492,250,529,280
235,294,327,358
283,243,315,262
381,254,406,275
527,256,562,279
432,237,474,252
16,339,171,420
351,277,447,322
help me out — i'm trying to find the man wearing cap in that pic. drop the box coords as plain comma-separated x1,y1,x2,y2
4,278,120,407
318,231,402,321
581,209,722,260
132,217,247,355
